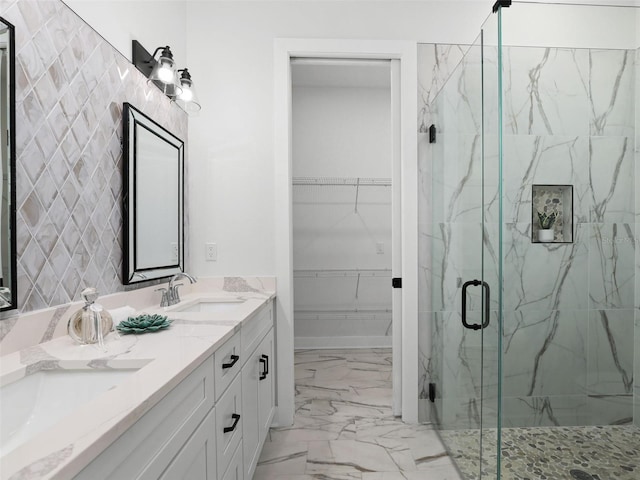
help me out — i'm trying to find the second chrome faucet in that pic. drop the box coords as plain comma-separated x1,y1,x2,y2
157,272,197,307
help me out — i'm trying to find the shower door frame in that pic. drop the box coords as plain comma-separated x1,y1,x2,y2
425,7,504,476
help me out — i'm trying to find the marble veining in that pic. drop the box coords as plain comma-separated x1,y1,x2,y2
420,41,637,430
0,317,20,342
10,445,75,480
0,277,275,357
418,44,467,133
0,278,275,479
254,349,461,480
38,306,69,344
223,276,262,293
589,49,634,137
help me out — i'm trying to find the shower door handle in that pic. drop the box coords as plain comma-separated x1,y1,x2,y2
461,279,491,330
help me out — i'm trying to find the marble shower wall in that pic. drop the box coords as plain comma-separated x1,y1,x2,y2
419,44,638,428
0,0,187,314
501,46,636,428
417,43,468,422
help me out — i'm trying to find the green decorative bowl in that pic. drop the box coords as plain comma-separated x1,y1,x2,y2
116,314,172,334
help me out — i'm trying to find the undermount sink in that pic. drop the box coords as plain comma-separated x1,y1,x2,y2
0,368,140,456
169,298,246,313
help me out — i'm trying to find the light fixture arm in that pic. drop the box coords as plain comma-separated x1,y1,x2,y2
177,68,193,87
152,46,174,61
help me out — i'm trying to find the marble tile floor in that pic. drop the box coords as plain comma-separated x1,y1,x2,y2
254,348,462,480
440,425,640,480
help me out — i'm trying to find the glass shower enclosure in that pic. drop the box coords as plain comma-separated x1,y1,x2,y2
423,2,639,479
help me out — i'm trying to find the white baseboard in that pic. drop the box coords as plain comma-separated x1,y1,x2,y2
294,336,392,350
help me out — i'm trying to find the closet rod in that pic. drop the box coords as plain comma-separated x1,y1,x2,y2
292,177,391,187
295,308,392,315
293,268,391,278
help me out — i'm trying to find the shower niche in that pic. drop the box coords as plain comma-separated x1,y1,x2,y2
531,184,573,244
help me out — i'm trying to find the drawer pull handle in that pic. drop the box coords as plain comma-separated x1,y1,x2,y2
222,354,239,369
223,413,241,433
259,354,269,380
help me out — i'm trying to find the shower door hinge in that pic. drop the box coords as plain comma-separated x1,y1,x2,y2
492,0,511,13
392,277,402,288
428,124,436,144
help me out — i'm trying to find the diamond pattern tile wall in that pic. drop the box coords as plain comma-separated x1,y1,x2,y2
1,0,188,312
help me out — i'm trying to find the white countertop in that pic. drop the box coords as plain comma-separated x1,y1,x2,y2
0,288,275,480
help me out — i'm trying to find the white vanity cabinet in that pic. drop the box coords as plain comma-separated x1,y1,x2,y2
257,329,275,440
242,329,275,479
74,358,216,480
74,298,275,480
159,408,217,479
241,300,275,480
216,373,243,478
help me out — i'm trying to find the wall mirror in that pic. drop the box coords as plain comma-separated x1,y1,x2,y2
0,16,16,311
123,103,184,284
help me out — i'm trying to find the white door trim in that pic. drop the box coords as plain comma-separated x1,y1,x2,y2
273,38,418,426
390,58,402,417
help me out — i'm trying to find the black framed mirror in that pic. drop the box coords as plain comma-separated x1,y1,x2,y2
0,16,16,311
123,103,184,284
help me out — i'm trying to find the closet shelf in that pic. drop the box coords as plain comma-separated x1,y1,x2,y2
295,308,392,320
295,308,392,314
293,268,391,278
292,177,391,187
296,314,391,321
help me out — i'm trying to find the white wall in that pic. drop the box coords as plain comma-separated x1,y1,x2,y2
292,86,391,178
59,0,493,275
185,0,490,277
292,85,391,270
501,2,640,49
57,0,640,273
63,0,187,64
292,85,392,346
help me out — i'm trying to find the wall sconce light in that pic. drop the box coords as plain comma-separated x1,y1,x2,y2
132,40,201,113
176,69,202,113
147,46,182,96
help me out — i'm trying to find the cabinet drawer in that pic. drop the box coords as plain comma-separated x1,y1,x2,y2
221,442,244,480
158,407,216,480
75,358,215,480
216,373,243,479
241,300,273,360
215,331,242,401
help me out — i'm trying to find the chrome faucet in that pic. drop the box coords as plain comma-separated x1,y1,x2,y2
166,272,197,306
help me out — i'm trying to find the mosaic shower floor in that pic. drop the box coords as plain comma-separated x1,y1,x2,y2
440,425,640,479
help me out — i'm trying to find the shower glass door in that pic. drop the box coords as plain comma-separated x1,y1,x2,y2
428,9,502,479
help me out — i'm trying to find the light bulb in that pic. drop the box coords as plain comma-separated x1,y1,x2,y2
157,64,174,83
179,88,193,102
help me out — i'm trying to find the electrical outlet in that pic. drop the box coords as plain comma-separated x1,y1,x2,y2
376,242,384,254
171,242,178,262
205,243,217,261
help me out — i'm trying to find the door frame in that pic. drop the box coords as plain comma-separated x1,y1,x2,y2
274,38,418,426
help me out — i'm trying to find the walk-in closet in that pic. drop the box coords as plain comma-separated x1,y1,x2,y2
291,59,394,349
